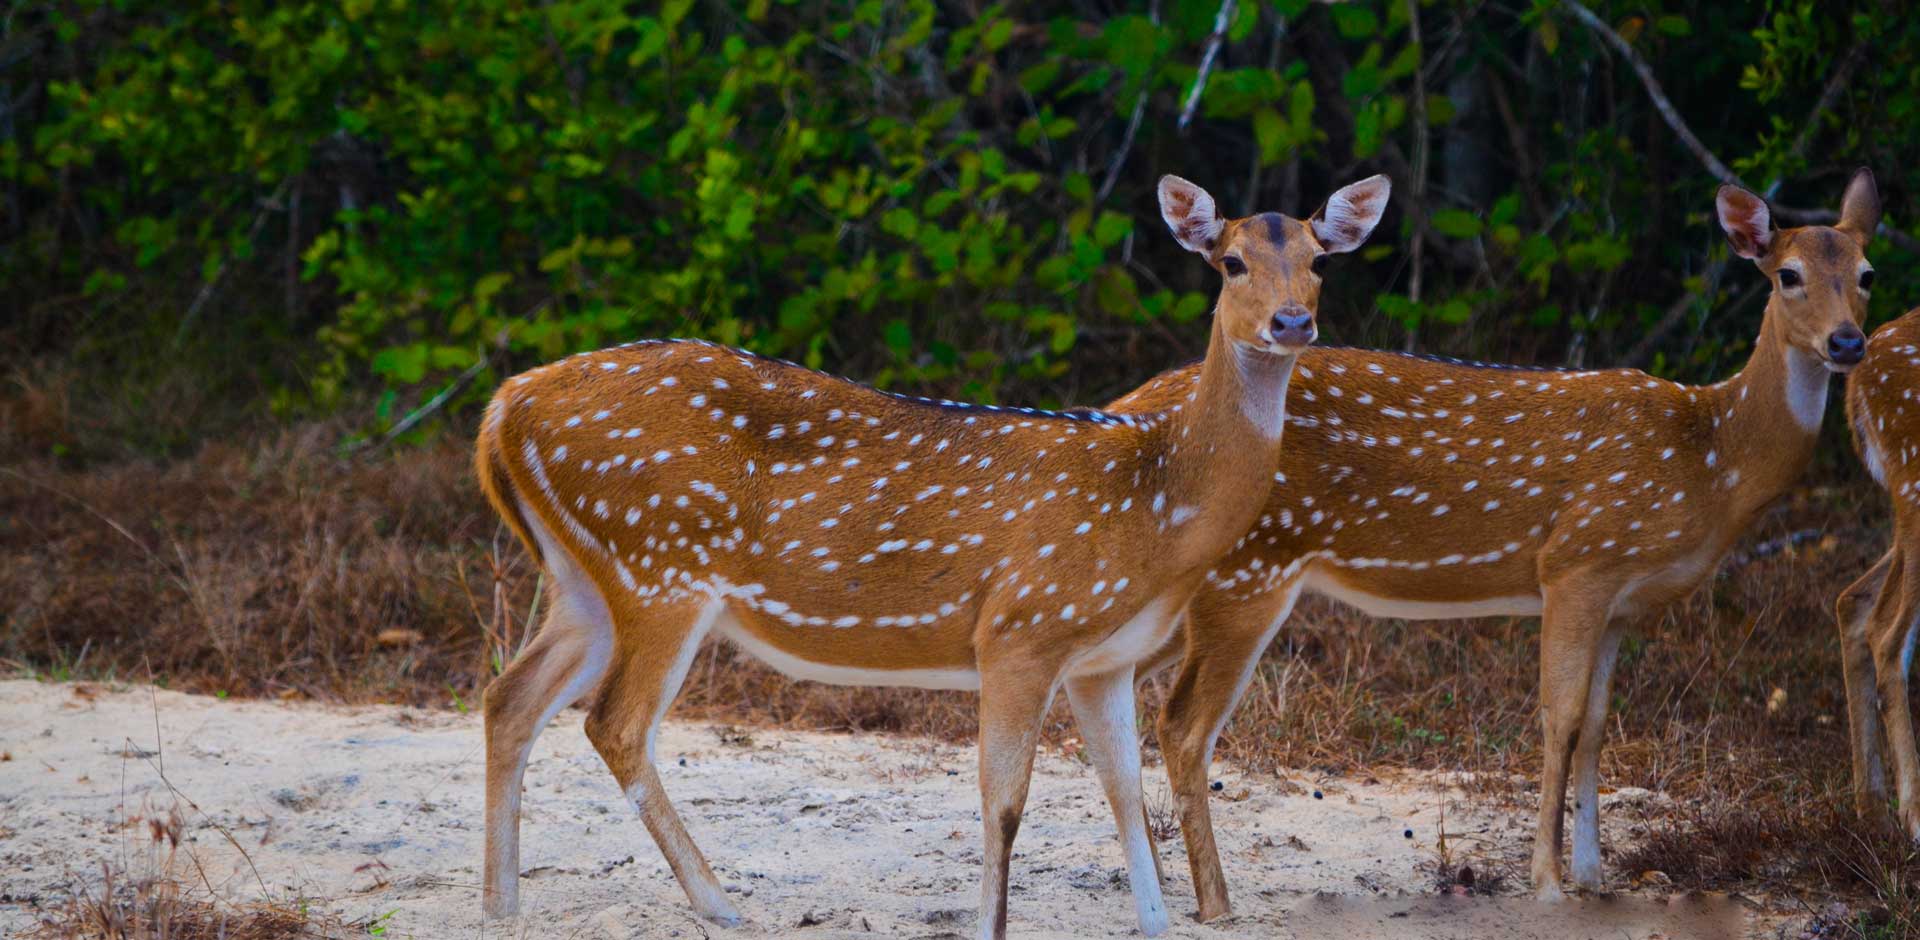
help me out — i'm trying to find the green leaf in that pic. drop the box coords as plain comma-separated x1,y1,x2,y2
884,319,913,356
372,344,430,384
881,208,920,239
1093,211,1132,248
1654,15,1690,36
1429,209,1484,239
1330,4,1379,39
1253,106,1288,165
1094,266,1139,316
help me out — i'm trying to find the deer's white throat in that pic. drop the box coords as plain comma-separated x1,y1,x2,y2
1783,346,1832,432
1232,344,1297,440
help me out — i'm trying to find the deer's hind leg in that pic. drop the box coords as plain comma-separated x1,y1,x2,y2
584,597,740,926
1530,578,1614,899
1869,539,1920,841
1838,549,1896,820
483,535,615,918
975,649,1065,940
1568,627,1623,891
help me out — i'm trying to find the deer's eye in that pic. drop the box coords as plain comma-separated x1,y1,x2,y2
1310,254,1329,275
1222,256,1247,277
1861,269,1876,291
1778,268,1802,289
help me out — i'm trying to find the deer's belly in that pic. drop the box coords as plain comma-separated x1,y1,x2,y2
710,605,981,690
1303,565,1545,619
1068,592,1185,677
1613,543,1724,616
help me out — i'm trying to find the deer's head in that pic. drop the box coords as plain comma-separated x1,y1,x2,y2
1158,174,1391,356
1718,169,1879,373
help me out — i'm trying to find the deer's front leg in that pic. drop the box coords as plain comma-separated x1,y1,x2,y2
1066,668,1168,937
1839,550,1896,820
1155,580,1303,922
1531,581,1613,899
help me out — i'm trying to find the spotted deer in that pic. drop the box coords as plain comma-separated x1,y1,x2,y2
1834,305,1920,840
473,174,1391,937
1110,169,1879,915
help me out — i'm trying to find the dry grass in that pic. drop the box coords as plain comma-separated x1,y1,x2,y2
3,411,1916,929
25,809,345,940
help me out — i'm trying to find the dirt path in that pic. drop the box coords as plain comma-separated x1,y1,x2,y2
0,680,1746,938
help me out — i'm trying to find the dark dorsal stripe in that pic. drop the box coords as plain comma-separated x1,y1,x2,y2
1255,212,1288,247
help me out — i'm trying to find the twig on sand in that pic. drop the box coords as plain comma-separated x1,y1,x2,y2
137,670,273,897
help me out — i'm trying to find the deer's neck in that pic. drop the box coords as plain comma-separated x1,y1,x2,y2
1705,309,1831,514
1150,320,1296,570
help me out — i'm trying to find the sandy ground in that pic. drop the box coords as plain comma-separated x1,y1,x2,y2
0,680,1752,939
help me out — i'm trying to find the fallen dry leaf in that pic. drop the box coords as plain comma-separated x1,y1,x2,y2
375,628,423,647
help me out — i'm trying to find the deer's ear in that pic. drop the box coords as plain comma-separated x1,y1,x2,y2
1838,167,1881,248
1716,184,1773,259
1159,175,1224,255
1310,175,1392,254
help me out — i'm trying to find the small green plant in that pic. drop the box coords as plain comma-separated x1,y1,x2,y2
366,908,398,936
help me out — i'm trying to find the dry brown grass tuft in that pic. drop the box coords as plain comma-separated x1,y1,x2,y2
30,864,337,940
26,809,345,940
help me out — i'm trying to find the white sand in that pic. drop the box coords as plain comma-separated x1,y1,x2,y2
0,680,1746,938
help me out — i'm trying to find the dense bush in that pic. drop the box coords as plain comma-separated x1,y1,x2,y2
5,0,1919,443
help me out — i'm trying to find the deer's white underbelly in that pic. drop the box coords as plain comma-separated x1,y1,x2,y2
710,608,982,690
1303,569,1544,619
1069,593,1184,677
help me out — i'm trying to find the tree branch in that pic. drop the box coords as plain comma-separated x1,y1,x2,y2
1177,0,1236,133
1564,0,1911,251
1765,38,1866,199
1097,0,1160,204
1097,91,1148,205
1559,0,1742,187
353,352,492,455
1565,0,1915,370
1402,0,1428,352
171,179,289,349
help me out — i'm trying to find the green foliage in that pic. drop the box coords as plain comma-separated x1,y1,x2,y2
4,0,1919,433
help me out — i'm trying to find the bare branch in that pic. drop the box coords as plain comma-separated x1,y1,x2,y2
1402,0,1428,353
171,179,290,349
1766,39,1866,199
1566,0,1913,369
353,352,492,455
1097,0,1160,204
1097,91,1148,205
1177,0,1237,133
1559,0,1744,188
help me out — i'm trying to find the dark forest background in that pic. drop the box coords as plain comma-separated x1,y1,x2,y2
4,0,1916,461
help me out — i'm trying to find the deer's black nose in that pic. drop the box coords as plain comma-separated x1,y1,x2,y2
1829,325,1866,366
1270,308,1315,348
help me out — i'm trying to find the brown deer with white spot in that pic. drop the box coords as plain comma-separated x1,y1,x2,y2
1111,170,1879,914
474,174,1390,937
1834,304,1920,840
